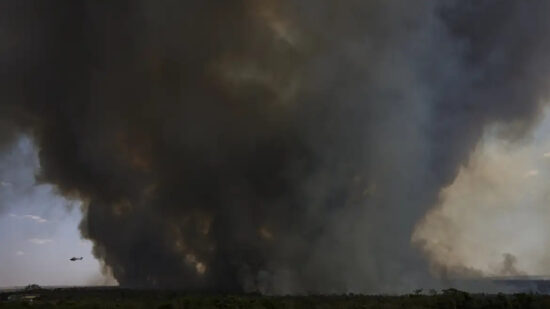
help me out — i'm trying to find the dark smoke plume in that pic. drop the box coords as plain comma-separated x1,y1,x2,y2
499,254,526,277
2,0,550,293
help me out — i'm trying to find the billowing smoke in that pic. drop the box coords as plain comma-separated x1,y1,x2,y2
2,0,550,293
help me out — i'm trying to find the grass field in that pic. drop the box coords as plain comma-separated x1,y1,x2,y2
0,287,549,308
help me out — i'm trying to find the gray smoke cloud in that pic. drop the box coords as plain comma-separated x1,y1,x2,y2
0,136,38,214
2,0,550,293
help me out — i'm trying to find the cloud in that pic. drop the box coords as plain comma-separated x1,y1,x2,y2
15,251,24,256
23,215,47,223
9,214,48,223
543,152,550,158
28,238,53,245
524,170,539,177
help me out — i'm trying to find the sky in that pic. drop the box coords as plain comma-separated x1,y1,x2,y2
0,136,114,287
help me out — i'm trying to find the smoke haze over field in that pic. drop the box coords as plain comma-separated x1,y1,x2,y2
414,114,550,281
2,0,550,293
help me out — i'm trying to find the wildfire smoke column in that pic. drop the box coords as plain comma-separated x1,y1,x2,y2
1,0,550,293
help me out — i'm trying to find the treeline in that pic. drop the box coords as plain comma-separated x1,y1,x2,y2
1,288,549,308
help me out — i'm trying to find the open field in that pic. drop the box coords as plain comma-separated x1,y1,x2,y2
1,287,550,309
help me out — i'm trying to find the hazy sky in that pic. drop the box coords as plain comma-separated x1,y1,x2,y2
0,136,113,287
415,108,550,279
